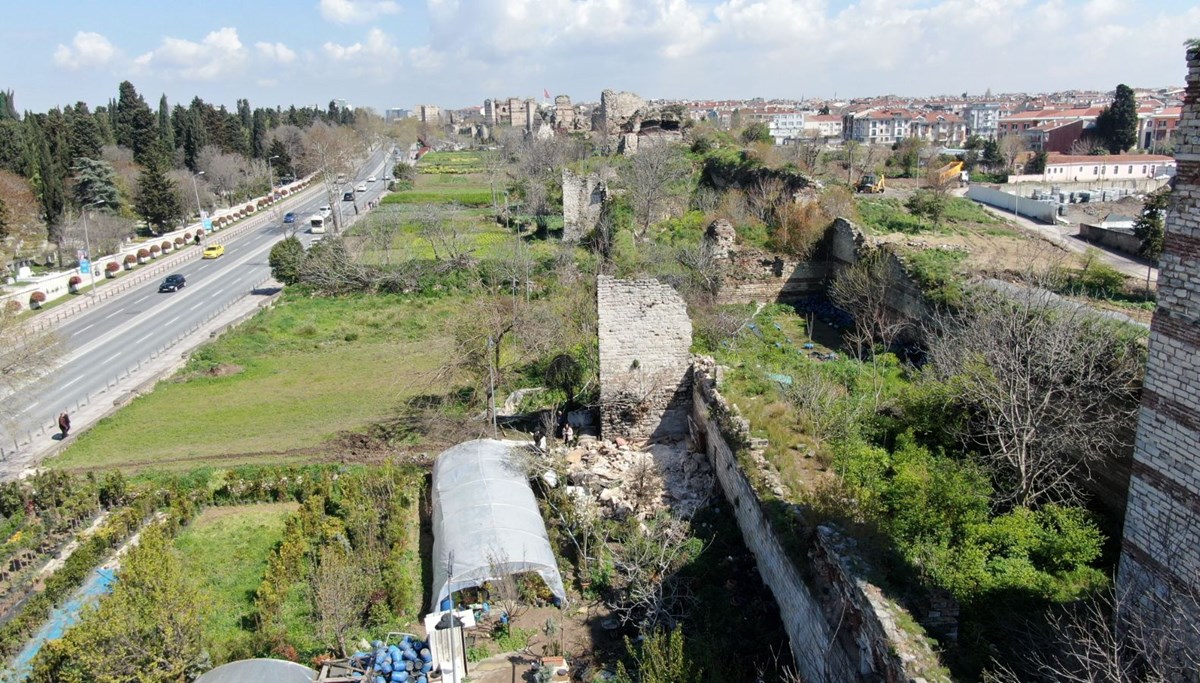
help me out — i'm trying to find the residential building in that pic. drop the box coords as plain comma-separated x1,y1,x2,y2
910,112,967,144
1138,106,1182,151
963,102,1001,139
384,108,410,122
1025,119,1086,154
768,111,806,143
802,114,843,139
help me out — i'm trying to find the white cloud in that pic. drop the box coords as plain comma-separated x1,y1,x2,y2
318,0,400,24
323,28,401,62
53,31,117,70
134,27,247,81
256,41,297,64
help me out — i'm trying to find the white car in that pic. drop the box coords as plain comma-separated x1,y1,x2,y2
367,175,376,183
319,205,332,217
356,183,367,192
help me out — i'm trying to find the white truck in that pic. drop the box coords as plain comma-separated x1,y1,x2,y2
310,215,326,234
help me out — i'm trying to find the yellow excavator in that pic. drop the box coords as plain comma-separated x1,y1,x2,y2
856,172,885,193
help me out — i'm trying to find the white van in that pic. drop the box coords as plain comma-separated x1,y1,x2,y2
310,215,326,234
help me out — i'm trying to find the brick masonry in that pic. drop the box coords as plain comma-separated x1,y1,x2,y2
1117,47,1200,623
597,276,693,441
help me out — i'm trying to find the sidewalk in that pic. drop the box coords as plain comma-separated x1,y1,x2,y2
1,279,284,480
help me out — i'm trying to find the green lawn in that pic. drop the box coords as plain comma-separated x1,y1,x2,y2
175,503,297,663
49,294,459,471
417,151,487,174
384,172,495,207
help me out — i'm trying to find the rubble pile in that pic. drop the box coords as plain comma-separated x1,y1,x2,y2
559,437,713,519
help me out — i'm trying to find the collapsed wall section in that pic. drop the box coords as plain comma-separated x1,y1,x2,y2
597,276,692,441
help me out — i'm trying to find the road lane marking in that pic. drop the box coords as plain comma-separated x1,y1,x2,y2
190,301,204,310
62,376,83,389
135,333,153,344
103,352,120,365
79,323,94,334
165,315,180,326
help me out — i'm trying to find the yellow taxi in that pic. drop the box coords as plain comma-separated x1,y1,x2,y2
202,244,225,259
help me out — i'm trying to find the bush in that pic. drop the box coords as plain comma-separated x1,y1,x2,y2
137,248,150,259
123,254,136,265
174,237,184,247
184,232,192,241
150,245,161,255
30,290,46,303
244,204,255,213
104,261,120,273
68,276,82,287
161,241,172,252
5,300,20,313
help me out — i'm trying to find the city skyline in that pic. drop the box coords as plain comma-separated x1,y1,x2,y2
2,0,1198,114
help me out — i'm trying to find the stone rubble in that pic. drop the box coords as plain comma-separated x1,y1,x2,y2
556,437,713,520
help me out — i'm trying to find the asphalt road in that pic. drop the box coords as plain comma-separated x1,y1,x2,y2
1,149,393,456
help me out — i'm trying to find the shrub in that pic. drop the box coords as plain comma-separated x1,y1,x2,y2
174,237,184,247
137,249,150,259
184,232,192,241
30,291,46,303
244,204,255,213
5,300,20,313
68,275,82,287
161,241,172,251
150,245,161,255
123,254,136,265
104,261,120,273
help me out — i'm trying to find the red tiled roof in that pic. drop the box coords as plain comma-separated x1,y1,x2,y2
1045,153,1175,165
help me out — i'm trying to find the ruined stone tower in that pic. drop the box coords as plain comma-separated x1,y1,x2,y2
1117,46,1200,623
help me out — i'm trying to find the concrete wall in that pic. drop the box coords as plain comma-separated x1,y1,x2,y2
561,169,607,242
691,358,949,683
1079,223,1143,256
597,276,692,441
966,184,1059,223
1118,46,1200,644
1005,176,1172,194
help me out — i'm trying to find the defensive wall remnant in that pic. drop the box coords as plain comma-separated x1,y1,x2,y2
561,169,610,242
1117,46,1200,646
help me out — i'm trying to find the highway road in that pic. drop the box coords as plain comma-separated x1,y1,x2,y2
1,148,393,459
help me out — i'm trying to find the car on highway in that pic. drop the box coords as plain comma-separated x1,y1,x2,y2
202,244,225,259
158,273,186,292
283,212,296,223
343,191,354,201
356,183,367,192
367,175,376,183
319,205,332,217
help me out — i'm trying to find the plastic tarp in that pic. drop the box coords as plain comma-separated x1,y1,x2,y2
194,659,315,683
430,439,567,611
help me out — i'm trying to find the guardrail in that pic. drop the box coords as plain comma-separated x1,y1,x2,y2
2,274,278,464
23,182,324,334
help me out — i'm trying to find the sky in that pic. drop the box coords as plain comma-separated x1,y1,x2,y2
3,0,1198,115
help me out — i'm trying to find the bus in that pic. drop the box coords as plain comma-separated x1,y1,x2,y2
310,215,326,234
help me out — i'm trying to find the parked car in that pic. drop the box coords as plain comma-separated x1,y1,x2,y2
158,273,186,292
283,212,296,224
202,244,225,259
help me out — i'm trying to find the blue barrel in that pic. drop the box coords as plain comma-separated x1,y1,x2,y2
390,672,409,683
420,662,432,674
419,648,432,663
416,675,427,683
402,648,416,661
381,662,392,674
404,660,415,673
440,597,452,611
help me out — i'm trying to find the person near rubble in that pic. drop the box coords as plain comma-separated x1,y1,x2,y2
562,423,575,446
57,412,71,439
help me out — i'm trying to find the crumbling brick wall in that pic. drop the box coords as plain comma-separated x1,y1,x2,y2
597,276,692,441
1118,46,1200,626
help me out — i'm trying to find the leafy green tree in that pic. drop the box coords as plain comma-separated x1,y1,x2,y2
158,94,174,151
267,138,293,179
115,80,160,165
1094,84,1138,154
982,138,1002,168
67,102,104,162
0,90,17,121
134,157,182,233
740,121,772,145
269,236,305,284
1134,186,1170,261
906,188,948,227
895,137,926,177
25,116,67,244
0,119,24,173
72,158,120,209
614,627,699,683
28,526,206,682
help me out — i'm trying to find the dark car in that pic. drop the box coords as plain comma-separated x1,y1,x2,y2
159,274,186,292
283,212,296,224
342,191,355,201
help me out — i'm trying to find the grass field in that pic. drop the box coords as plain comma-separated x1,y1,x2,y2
416,151,487,174
382,173,494,207
175,503,297,663
50,294,460,472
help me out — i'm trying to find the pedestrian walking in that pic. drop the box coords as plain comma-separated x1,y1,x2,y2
57,412,71,439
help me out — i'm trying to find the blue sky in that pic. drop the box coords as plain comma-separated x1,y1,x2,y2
3,0,1198,114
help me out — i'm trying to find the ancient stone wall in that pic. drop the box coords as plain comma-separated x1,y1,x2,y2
691,359,949,682
561,169,608,242
597,277,692,441
1118,46,1200,629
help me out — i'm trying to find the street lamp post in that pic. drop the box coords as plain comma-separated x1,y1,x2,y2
191,171,206,225
81,200,104,297
266,155,279,191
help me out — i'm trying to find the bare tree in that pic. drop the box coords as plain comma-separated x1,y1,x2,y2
744,175,788,225
313,546,369,657
674,242,724,300
0,306,62,402
304,121,364,232
621,141,691,239
786,138,824,175
196,145,251,208
414,202,472,265
998,134,1028,174
828,250,912,358
58,209,136,258
925,285,1146,506
484,547,532,627
608,513,701,630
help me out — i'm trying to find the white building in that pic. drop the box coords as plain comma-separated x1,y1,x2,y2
768,112,806,144
1042,153,1176,182
963,103,1001,139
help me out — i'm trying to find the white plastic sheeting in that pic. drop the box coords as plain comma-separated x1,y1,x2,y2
430,439,567,611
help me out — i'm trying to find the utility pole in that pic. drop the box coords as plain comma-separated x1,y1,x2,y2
81,200,105,296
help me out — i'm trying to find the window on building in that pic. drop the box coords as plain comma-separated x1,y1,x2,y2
1112,166,1118,174
1142,166,1147,174
1093,167,1098,174
1128,166,1133,174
